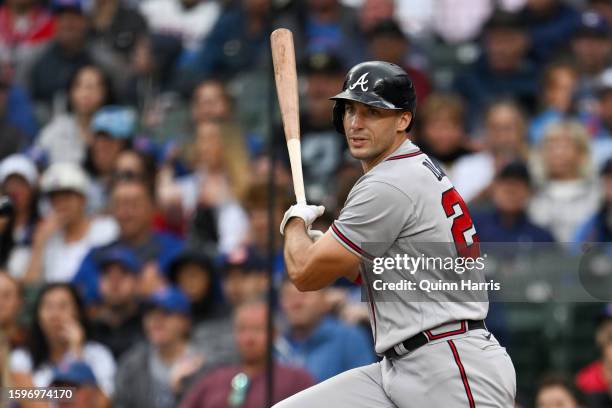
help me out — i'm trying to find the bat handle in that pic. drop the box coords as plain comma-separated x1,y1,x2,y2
286,139,307,205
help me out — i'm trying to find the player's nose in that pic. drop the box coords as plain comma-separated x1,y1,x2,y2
347,110,365,131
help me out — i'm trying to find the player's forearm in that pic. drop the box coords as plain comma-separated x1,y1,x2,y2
283,218,316,289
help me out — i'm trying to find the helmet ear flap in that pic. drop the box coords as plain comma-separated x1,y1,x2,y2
332,101,345,135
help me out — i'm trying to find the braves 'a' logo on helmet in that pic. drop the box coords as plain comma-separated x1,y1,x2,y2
349,72,369,92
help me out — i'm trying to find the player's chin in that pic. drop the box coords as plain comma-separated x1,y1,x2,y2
349,146,373,161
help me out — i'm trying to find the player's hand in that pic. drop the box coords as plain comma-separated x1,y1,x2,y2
307,228,324,241
280,203,325,235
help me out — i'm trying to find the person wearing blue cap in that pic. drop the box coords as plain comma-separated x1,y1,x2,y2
114,286,205,408
85,105,137,211
90,244,145,360
51,360,107,408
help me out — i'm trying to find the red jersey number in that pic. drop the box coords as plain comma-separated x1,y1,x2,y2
441,188,480,258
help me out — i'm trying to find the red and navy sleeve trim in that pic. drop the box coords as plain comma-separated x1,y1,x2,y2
331,222,375,261
448,340,476,408
385,150,423,161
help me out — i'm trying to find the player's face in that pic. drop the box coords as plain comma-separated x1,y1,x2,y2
343,101,410,170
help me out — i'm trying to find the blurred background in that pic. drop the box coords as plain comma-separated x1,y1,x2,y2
0,0,611,407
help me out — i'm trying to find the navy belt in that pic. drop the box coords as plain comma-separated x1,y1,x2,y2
383,320,486,359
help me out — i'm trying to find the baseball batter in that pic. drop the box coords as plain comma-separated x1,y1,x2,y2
276,61,516,407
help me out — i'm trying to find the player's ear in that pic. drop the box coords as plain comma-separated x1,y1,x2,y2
396,111,412,133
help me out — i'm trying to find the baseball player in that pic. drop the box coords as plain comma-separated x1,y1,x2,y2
276,61,516,407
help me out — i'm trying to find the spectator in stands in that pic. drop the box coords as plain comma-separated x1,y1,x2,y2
90,0,148,60
166,249,226,323
0,78,30,160
159,121,249,257
85,105,136,211
576,305,612,396
24,162,118,283
529,61,579,144
116,30,151,103
591,69,612,169
0,154,39,279
139,0,220,62
472,161,555,242
453,100,529,203
114,286,204,408
35,65,114,165
519,0,581,64
358,0,394,34
589,0,612,25
535,374,582,408
414,92,474,172
277,280,375,382
529,121,600,243
301,0,364,67
180,299,314,408
73,177,183,304
454,11,538,129
221,247,268,309
148,77,235,147
0,272,26,349
365,19,431,104
9,283,116,399
585,322,612,407
51,360,108,408
191,79,233,126
241,185,292,279
570,11,611,107
29,0,116,109
90,244,144,360
0,0,55,84
113,148,157,187
168,248,235,367
575,158,612,243
298,53,346,203
178,0,299,88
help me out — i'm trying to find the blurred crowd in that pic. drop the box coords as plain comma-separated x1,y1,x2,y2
0,0,610,407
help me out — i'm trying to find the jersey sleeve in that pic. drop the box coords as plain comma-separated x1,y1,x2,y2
331,180,414,260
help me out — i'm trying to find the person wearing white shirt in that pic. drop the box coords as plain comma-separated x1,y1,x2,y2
452,100,529,203
528,121,601,243
24,162,118,284
9,283,116,400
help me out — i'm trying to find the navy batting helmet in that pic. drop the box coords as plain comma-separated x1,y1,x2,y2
330,61,417,134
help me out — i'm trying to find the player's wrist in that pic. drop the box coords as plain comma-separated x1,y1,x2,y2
285,217,307,232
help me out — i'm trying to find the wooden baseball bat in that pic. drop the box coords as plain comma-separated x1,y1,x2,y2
271,28,306,205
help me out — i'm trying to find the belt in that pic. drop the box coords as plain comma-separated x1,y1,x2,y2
383,320,486,359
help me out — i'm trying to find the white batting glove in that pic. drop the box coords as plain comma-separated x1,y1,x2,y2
280,203,325,235
307,228,325,241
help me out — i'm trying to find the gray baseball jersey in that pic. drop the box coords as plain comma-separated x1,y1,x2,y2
330,139,488,354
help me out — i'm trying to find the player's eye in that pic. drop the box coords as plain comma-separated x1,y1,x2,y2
368,107,379,116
